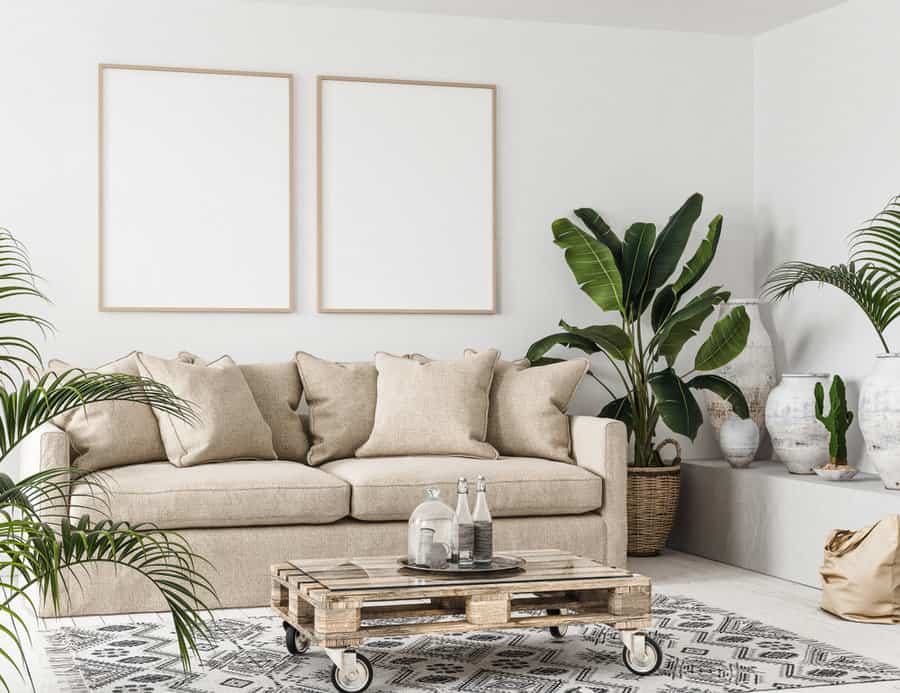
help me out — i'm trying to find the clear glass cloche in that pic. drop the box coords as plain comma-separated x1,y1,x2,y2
407,487,455,567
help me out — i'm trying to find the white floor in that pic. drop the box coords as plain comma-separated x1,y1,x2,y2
14,550,900,693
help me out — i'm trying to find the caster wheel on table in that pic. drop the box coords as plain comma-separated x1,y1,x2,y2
282,622,310,655
622,637,662,675
545,608,568,640
330,652,373,693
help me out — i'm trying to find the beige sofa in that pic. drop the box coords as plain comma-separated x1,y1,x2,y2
22,415,627,617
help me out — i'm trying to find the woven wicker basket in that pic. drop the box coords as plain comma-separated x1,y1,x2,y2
627,439,681,557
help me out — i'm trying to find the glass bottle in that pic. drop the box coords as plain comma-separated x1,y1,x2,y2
473,475,493,564
452,477,474,566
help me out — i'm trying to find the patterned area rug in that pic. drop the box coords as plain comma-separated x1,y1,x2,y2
43,594,900,692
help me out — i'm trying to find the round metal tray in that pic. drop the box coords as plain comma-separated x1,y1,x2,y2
398,555,525,574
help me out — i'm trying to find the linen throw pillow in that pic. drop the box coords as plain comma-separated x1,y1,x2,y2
178,352,308,462
46,352,167,471
465,349,589,463
295,352,378,466
356,350,500,459
135,353,275,467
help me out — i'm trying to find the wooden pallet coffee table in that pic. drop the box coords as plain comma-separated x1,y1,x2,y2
271,549,660,691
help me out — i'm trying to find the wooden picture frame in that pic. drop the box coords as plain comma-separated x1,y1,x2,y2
98,64,294,313
317,75,496,314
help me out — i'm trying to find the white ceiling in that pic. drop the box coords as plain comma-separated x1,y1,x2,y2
266,0,847,35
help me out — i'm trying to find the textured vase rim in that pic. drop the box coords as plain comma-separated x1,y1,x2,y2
781,372,830,378
725,298,763,305
874,352,900,359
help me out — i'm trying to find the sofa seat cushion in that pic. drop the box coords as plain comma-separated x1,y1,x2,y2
71,460,350,529
320,456,603,521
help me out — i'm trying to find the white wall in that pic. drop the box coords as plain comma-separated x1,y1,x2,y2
0,0,755,475
754,0,900,472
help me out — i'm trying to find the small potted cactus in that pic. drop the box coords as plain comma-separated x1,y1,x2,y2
813,375,858,480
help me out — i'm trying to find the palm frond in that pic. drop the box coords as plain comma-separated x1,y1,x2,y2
761,260,897,352
0,469,217,673
850,194,900,294
0,370,198,461
0,230,52,385
0,226,214,687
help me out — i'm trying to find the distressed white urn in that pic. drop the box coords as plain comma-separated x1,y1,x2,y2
719,415,760,468
859,353,900,490
705,299,776,440
765,373,830,474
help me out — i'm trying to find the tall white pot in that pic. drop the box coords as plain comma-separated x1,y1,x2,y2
705,299,776,437
765,373,830,474
859,353,900,490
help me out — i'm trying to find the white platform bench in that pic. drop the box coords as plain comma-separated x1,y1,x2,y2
669,460,899,588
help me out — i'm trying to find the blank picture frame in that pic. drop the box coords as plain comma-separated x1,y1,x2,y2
317,76,496,314
99,64,293,312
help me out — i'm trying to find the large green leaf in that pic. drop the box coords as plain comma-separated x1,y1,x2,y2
693,305,750,371
526,332,599,363
646,193,703,292
649,368,704,440
552,218,624,313
652,286,729,361
559,320,633,361
657,302,716,367
671,214,723,295
599,396,633,437
650,285,677,332
573,208,623,267
686,374,749,419
620,222,656,314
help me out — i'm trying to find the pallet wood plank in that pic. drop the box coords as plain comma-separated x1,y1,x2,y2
273,550,654,649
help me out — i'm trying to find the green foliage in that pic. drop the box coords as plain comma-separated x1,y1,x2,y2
685,374,750,419
528,195,750,467
0,228,215,690
648,368,704,441
762,195,900,353
814,375,854,463
551,218,623,312
693,306,751,372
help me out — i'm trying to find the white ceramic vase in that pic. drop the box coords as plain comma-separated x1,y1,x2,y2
704,300,776,439
859,353,900,490
765,373,830,474
719,415,760,468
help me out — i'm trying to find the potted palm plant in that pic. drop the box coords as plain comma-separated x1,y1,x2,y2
528,193,750,556
762,194,900,490
0,228,216,689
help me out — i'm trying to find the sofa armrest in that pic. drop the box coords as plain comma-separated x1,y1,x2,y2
19,422,70,479
570,416,627,569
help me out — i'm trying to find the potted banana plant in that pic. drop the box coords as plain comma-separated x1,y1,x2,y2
528,193,750,556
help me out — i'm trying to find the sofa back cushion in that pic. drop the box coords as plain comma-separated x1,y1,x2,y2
238,362,308,462
466,349,588,463
177,352,307,462
356,350,499,459
136,353,275,466
295,352,377,466
47,352,167,471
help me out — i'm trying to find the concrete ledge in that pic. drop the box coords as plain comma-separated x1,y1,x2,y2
670,460,899,588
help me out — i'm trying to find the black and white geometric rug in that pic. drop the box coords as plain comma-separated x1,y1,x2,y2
42,594,900,692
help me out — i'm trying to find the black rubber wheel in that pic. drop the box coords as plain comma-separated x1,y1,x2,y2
622,637,662,675
546,608,568,640
283,623,310,655
330,652,373,693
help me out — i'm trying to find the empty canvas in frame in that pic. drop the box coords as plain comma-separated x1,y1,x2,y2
99,65,293,312
318,77,495,313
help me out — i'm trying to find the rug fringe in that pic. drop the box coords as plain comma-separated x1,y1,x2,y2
38,630,89,693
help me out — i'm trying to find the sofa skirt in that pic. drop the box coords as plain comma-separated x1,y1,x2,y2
40,514,608,617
